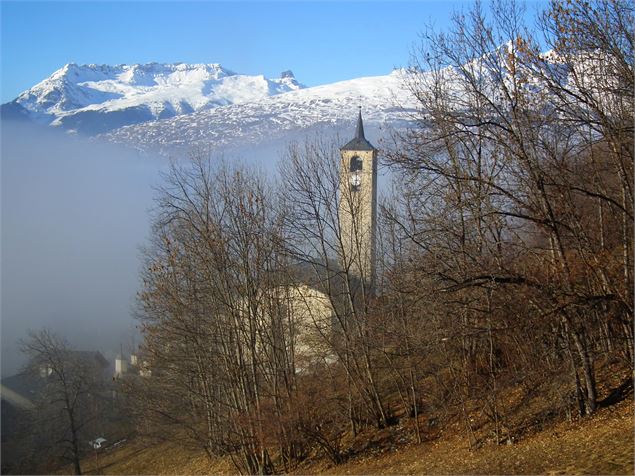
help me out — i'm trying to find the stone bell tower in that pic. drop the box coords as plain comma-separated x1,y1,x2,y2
338,108,378,290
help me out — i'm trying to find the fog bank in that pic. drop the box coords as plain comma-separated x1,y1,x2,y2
1,121,163,376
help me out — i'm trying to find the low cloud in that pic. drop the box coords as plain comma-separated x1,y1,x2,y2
1,121,163,376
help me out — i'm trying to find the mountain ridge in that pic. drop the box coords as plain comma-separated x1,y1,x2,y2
99,68,419,155
2,62,420,155
2,62,304,135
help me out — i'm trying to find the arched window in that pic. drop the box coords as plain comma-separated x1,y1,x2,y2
350,156,363,172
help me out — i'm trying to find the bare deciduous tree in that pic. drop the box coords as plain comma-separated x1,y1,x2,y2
21,329,106,475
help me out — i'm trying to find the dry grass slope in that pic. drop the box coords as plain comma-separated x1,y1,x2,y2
72,397,633,475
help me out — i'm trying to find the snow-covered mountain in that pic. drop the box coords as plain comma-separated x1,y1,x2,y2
3,63,304,135
4,47,584,159
100,69,418,155
3,62,420,157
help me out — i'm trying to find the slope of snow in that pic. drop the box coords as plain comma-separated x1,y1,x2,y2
9,63,304,134
100,69,420,154
3,47,594,162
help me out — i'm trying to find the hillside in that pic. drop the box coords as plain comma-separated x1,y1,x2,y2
65,360,634,476
99,69,417,154
68,396,633,475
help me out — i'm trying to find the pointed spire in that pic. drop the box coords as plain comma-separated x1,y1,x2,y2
355,106,365,140
341,106,376,152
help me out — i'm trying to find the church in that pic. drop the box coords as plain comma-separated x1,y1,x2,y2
249,110,379,370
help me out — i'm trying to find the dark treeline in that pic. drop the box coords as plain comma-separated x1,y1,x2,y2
125,1,633,474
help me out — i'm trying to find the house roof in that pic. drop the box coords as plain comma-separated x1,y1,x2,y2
1,372,44,405
72,351,109,369
1,350,110,404
0,383,35,410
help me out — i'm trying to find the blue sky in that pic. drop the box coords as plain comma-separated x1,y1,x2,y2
1,1,547,103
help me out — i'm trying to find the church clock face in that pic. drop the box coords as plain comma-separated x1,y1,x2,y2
349,156,362,191
350,171,361,190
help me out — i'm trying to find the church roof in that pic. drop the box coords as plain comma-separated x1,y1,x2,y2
340,109,376,151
